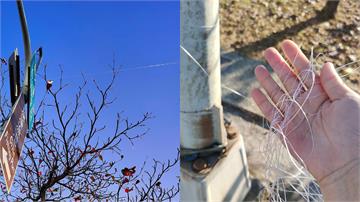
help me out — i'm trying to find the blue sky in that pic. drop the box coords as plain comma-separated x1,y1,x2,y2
1,1,179,196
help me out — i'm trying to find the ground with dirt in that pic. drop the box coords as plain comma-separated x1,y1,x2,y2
220,0,360,92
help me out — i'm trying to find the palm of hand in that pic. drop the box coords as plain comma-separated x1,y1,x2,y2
251,40,360,182
289,87,359,181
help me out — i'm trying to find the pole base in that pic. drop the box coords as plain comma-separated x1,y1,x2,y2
180,130,251,201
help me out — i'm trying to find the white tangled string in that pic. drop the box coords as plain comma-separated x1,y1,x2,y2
258,47,322,202
260,49,359,202
182,44,360,202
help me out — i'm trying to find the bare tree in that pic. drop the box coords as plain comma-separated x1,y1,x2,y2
0,59,11,127
0,60,179,201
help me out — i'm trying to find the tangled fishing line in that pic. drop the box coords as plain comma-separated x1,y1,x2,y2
259,49,359,202
259,48,322,202
181,45,359,202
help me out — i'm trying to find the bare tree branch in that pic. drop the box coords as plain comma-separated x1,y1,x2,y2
0,61,179,201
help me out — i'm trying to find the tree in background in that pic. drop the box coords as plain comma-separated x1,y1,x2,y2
318,0,340,20
0,61,179,201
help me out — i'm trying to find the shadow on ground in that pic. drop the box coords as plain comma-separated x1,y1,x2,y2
233,1,340,56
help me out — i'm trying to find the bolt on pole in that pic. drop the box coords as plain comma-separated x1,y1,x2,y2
180,0,227,150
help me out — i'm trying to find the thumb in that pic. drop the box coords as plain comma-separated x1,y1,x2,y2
320,62,350,101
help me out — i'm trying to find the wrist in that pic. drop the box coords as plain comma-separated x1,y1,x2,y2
319,159,360,201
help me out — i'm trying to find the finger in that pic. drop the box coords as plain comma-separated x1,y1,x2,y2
255,65,288,111
264,48,301,96
281,40,314,88
251,88,283,122
320,62,351,101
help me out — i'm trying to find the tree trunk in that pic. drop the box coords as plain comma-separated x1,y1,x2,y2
318,0,340,20
40,191,46,201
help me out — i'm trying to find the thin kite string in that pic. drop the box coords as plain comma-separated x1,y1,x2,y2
180,45,248,99
181,44,324,202
36,61,177,80
261,48,322,202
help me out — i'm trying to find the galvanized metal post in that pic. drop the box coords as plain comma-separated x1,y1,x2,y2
180,1,251,201
180,0,226,150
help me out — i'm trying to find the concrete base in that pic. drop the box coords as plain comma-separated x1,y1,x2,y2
181,134,251,202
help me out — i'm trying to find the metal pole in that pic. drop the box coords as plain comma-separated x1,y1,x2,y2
16,0,31,101
180,1,251,201
180,0,226,150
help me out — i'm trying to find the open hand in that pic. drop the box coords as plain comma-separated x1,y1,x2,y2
251,40,360,201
